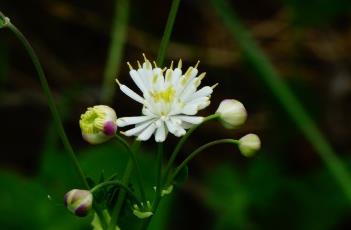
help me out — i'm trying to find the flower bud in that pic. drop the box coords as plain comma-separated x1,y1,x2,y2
79,105,117,144
216,99,247,129
64,189,93,217
132,201,153,219
0,16,10,29
238,134,261,157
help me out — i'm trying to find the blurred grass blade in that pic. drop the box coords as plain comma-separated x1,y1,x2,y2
156,0,181,66
101,0,130,103
210,0,351,203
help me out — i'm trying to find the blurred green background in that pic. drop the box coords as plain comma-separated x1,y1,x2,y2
1,0,351,229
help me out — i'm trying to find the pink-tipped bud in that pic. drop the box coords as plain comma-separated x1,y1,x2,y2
79,105,118,144
64,189,93,217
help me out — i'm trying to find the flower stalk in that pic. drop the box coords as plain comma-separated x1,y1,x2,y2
0,12,88,189
168,139,239,185
114,135,147,204
108,141,140,230
162,114,219,185
91,180,141,206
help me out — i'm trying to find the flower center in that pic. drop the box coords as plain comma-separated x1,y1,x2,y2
150,86,175,103
80,107,106,134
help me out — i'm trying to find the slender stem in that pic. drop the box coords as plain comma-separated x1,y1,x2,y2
114,135,147,204
211,0,351,204
108,141,140,230
101,0,130,103
0,14,111,228
156,0,181,66
153,143,164,209
138,143,164,230
0,14,110,228
168,139,238,184
2,20,89,188
91,181,141,205
162,114,219,185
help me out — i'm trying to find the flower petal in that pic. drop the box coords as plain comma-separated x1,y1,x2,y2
119,84,145,104
123,120,154,136
165,119,186,137
117,116,153,127
137,123,157,141
155,121,167,142
175,116,204,124
130,70,147,94
187,86,213,102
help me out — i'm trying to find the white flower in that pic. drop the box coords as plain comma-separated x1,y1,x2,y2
116,54,215,142
238,133,261,157
216,99,247,129
79,105,117,144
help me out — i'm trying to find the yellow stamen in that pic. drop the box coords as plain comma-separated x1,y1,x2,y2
177,59,182,69
194,60,200,69
127,62,133,71
150,86,175,103
115,79,122,86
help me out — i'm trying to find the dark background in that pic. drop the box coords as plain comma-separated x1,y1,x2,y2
1,0,351,229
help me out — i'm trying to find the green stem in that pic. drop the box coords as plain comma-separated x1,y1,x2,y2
91,180,141,205
139,143,164,230
153,143,164,209
162,114,219,185
156,0,181,66
210,0,351,203
108,141,140,230
101,0,130,103
0,13,109,228
0,14,88,188
114,135,147,204
169,139,238,184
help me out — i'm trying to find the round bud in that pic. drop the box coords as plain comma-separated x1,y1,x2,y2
216,99,247,129
79,105,117,144
238,134,261,157
64,189,93,217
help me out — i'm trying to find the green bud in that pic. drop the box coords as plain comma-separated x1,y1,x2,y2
0,16,10,29
132,201,153,219
238,134,261,157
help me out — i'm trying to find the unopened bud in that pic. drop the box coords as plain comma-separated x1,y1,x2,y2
64,189,93,217
216,99,247,129
0,15,10,29
238,134,261,157
79,105,117,144
132,201,153,219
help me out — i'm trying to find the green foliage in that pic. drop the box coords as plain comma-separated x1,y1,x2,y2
204,154,350,230
284,0,351,26
0,171,89,230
